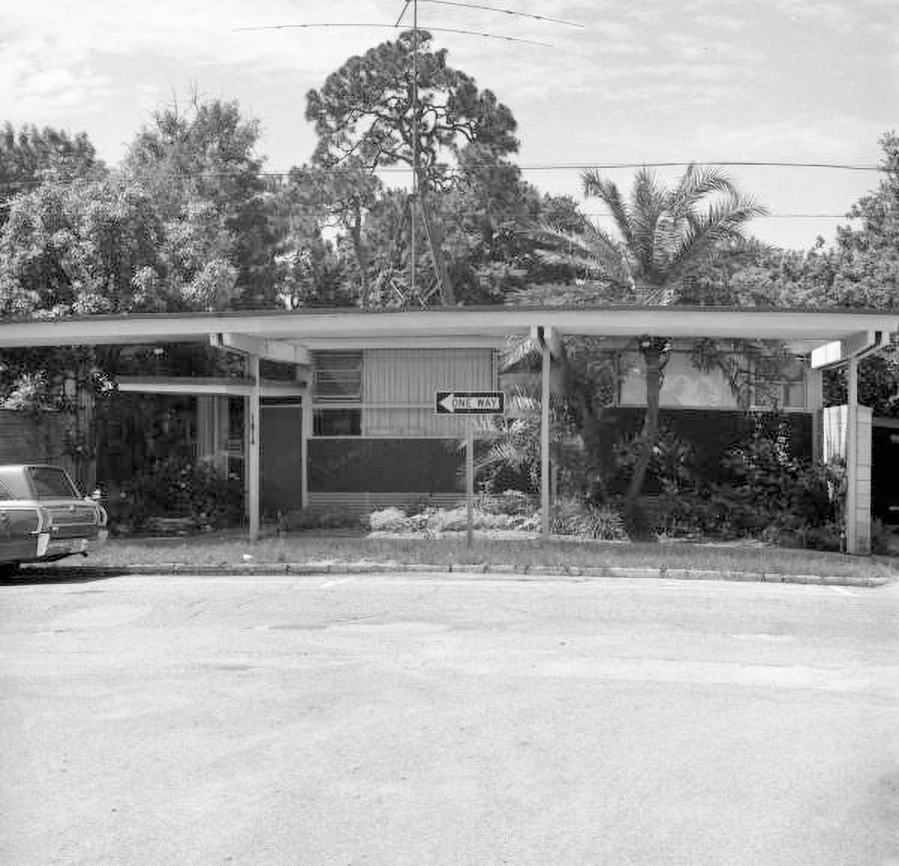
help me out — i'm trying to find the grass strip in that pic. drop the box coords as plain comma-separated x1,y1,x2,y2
80,533,899,580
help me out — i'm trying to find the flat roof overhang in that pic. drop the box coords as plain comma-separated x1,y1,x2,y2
0,306,897,351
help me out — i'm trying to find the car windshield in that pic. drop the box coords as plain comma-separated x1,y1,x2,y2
26,466,81,500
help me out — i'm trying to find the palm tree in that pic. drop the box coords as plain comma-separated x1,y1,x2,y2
533,165,767,532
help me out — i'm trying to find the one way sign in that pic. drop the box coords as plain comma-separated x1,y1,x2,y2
435,391,505,415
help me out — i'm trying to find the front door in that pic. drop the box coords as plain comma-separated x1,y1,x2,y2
260,404,303,519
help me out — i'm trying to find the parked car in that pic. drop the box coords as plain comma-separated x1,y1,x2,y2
0,464,108,571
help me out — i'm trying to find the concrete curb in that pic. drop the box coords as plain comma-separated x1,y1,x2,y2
25,561,895,588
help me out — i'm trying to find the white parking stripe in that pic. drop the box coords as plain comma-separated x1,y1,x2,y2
829,586,856,597
321,577,354,589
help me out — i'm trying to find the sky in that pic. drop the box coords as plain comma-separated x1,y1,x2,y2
1,0,896,250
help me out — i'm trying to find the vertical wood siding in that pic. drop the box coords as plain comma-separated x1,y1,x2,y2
363,349,494,436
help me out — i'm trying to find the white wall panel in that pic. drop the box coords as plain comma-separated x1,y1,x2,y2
619,351,738,408
363,349,494,436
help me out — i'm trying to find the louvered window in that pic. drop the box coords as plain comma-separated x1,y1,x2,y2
313,352,363,403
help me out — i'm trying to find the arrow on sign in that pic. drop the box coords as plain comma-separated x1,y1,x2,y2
438,392,457,413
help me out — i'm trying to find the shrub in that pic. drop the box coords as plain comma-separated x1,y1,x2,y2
288,509,366,531
425,507,512,533
475,490,535,516
551,497,628,541
711,428,843,540
112,455,244,532
368,507,413,532
367,503,536,535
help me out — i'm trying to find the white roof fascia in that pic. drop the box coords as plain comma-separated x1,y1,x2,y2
116,376,307,397
211,333,311,366
810,330,892,369
0,307,897,348
301,335,509,350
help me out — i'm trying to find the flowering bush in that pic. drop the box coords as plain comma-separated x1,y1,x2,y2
368,507,413,532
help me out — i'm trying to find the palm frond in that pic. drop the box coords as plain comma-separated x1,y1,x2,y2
501,336,541,369
669,165,739,218
667,194,769,282
531,220,623,269
581,170,635,248
525,219,634,297
629,169,667,280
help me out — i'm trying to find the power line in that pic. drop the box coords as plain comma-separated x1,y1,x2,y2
0,189,861,221
522,161,884,173
258,160,885,175
234,22,553,48
417,0,585,28
0,158,885,194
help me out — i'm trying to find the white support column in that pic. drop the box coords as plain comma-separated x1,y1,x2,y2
806,367,823,464
301,395,311,510
845,355,860,554
541,334,551,538
247,354,261,542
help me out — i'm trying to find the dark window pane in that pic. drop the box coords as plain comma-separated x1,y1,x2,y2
314,410,361,436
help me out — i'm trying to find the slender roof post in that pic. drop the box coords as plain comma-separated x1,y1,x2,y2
845,354,859,554
247,354,261,542
541,328,551,538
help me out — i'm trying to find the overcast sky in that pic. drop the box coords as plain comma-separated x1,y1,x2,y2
1,0,895,250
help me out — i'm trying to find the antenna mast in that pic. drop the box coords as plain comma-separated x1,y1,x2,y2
412,0,419,299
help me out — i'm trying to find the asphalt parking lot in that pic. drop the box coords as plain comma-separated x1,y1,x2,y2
1,571,898,865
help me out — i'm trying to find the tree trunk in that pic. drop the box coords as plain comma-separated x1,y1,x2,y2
415,177,456,306
349,208,371,309
623,340,667,536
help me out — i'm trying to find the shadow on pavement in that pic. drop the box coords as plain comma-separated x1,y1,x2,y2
0,566,129,586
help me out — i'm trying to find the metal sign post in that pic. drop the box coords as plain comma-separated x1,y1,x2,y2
435,391,505,548
466,423,474,549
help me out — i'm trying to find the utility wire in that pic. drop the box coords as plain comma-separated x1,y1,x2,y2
0,192,861,220
0,159,885,193
235,22,553,48
529,161,883,173
418,0,584,28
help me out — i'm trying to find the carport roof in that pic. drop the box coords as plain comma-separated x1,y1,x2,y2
0,305,897,351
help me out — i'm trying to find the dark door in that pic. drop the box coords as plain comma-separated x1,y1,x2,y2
260,404,303,519
872,425,899,524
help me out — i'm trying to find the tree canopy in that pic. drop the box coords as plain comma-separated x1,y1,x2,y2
306,30,518,183
306,30,520,305
0,123,104,226
123,99,277,309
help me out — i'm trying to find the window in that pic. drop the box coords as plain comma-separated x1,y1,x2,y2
27,467,80,499
314,409,361,436
312,352,363,436
751,356,807,409
313,351,363,403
